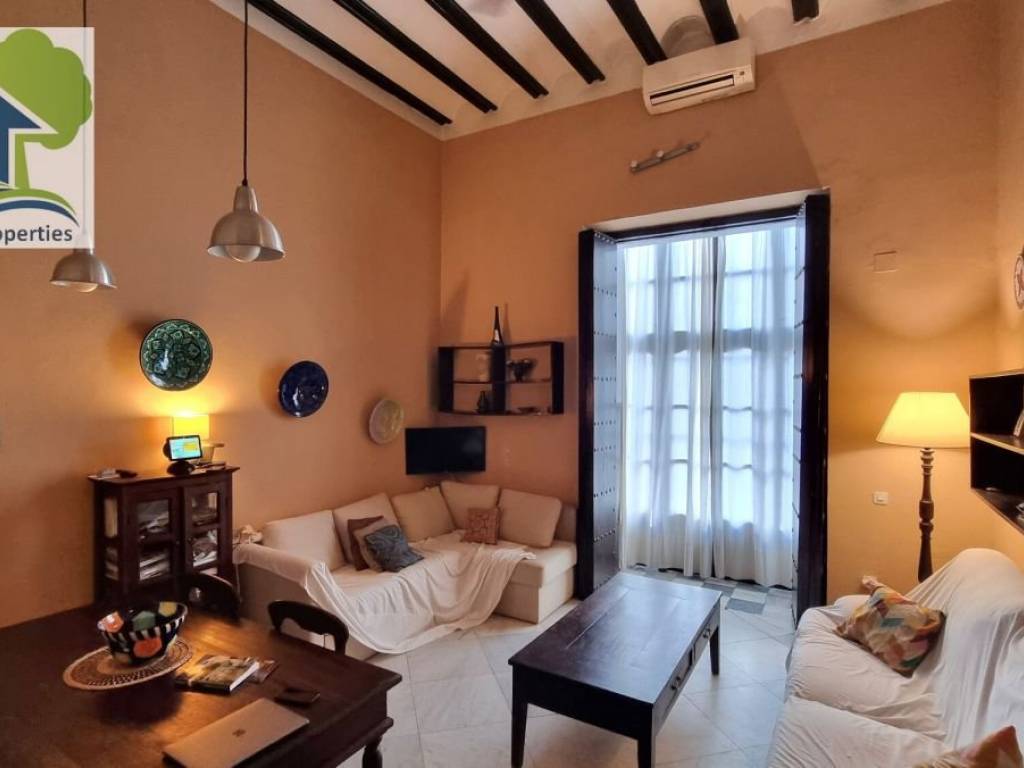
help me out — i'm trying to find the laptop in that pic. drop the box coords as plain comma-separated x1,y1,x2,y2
164,698,309,768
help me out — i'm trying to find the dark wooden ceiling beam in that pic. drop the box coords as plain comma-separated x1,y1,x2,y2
514,0,604,84
699,0,740,45
423,0,548,98
791,0,820,22
605,0,666,65
248,0,452,125
331,0,496,112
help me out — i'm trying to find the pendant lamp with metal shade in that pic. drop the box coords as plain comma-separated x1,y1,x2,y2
51,0,116,291
208,0,284,263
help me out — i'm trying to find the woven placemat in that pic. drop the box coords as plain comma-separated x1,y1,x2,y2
63,638,193,691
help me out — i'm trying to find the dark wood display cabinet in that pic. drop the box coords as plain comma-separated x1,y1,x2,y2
90,466,238,608
969,370,1024,535
438,341,564,416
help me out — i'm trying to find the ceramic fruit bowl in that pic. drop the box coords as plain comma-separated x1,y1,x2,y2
97,602,187,666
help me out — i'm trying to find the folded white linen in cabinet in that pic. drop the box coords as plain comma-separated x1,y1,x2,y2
235,532,534,654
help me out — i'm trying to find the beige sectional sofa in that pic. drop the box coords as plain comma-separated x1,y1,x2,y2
236,481,576,659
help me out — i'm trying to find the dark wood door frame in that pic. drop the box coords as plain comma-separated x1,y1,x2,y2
577,199,830,609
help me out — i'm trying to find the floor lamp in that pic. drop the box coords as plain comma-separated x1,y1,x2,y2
876,392,970,582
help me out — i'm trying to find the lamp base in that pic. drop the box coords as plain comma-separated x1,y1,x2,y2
918,447,935,582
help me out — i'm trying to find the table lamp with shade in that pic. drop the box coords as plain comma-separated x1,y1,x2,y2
171,414,223,466
876,392,970,582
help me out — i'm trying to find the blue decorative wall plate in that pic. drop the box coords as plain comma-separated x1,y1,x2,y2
139,319,213,391
278,361,329,418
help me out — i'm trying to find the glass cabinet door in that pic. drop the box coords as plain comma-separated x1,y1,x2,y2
185,485,223,572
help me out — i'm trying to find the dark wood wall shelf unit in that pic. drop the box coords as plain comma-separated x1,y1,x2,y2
439,341,564,416
969,370,1024,535
91,466,238,608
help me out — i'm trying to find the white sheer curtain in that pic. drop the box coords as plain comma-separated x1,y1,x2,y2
619,220,798,588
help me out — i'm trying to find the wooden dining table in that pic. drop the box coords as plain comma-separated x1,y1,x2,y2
0,605,401,767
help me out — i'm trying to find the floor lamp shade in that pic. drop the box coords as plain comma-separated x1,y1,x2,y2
208,184,284,263
876,392,970,449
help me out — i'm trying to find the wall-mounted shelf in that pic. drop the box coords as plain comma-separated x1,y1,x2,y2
969,370,1024,535
439,341,564,416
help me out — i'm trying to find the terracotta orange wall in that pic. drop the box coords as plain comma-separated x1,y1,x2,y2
0,0,441,627
439,0,1004,598
992,0,1024,564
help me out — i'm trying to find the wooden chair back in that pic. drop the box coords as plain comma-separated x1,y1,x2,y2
267,600,350,655
181,573,241,619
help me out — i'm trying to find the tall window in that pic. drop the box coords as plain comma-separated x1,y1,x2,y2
620,219,799,587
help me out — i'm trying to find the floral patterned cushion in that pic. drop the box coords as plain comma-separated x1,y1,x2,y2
835,584,945,676
462,507,500,545
913,726,1023,768
364,525,424,573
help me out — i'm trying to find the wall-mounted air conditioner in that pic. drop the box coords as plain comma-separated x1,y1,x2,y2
642,37,755,115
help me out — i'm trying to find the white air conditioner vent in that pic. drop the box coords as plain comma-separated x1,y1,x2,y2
642,38,755,115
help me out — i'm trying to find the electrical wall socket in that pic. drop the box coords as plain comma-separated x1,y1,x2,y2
872,491,889,506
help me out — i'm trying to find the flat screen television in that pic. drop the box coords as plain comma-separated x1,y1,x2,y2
405,426,486,475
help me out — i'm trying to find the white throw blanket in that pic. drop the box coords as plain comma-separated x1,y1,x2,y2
234,532,534,654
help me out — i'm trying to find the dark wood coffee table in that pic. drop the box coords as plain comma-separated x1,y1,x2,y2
509,572,721,768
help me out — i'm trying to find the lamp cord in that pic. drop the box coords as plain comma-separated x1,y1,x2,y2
242,0,249,186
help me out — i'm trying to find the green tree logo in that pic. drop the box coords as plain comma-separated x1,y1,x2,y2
0,28,92,221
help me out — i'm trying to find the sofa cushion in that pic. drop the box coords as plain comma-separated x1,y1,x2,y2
353,517,393,572
836,584,945,676
441,481,500,529
365,525,424,573
790,599,946,739
463,507,501,545
332,493,398,564
347,516,383,571
499,489,561,549
392,486,455,542
507,540,577,588
768,696,946,768
915,726,1024,768
262,509,345,571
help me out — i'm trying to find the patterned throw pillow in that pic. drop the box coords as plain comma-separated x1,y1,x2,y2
346,516,382,571
462,507,500,545
365,525,424,573
913,726,1023,768
353,518,393,572
835,584,945,676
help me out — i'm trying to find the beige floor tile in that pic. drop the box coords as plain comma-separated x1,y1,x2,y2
720,610,769,644
654,697,738,762
743,744,773,767
421,721,533,768
683,646,755,694
720,638,790,682
407,631,492,683
524,714,635,768
478,628,543,674
339,733,423,768
412,674,510,734
686,685,783,749
494,670,556,718
659,749,756,767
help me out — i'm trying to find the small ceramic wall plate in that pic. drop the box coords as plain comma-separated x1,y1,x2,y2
278,361,329,418
368,399,405,444
140,319,213,391
1014,250,1024,310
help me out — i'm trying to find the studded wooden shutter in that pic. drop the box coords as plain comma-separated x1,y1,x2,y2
578,230,621,596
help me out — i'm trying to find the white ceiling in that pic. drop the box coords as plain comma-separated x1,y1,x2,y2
208,0,954,139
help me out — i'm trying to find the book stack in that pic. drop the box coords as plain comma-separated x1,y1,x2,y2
174,655,260,693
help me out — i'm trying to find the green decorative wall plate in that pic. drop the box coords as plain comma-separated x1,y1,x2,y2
140,319,213,391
